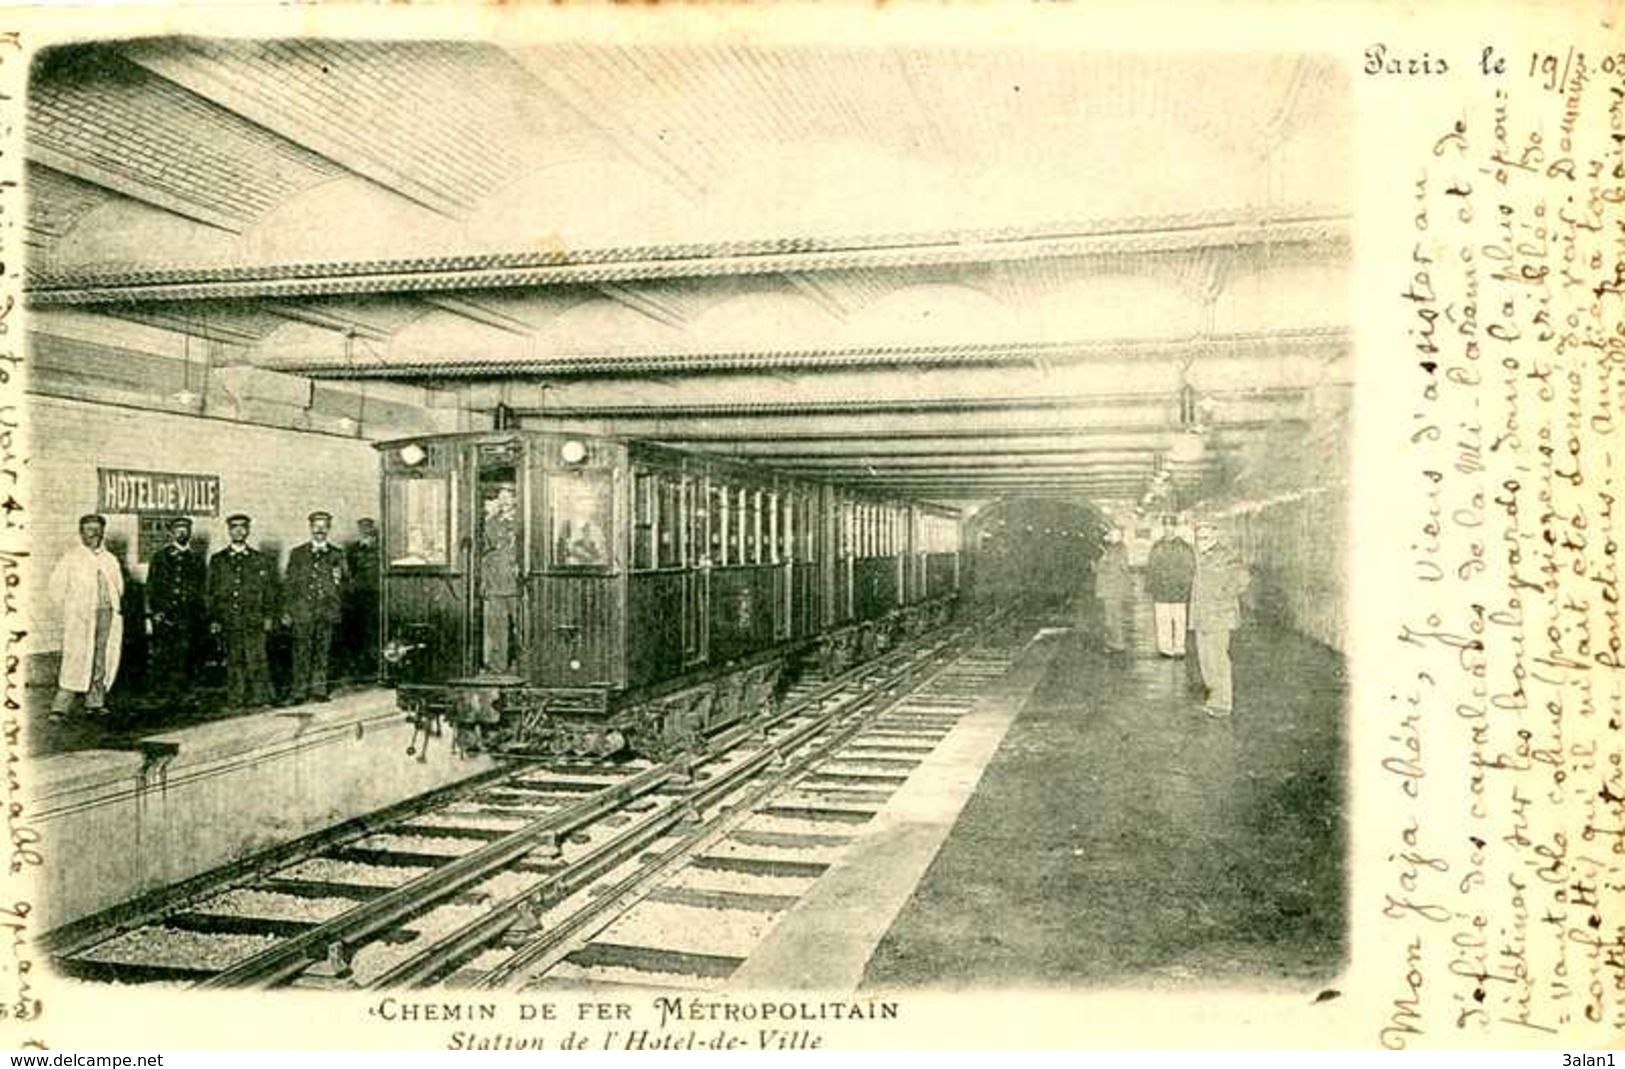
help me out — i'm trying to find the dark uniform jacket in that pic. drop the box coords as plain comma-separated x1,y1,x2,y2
346,539,380,598
1145,536,1196,603
209,545,278,631
284,541,349,622
480,514,520,597
148,543,206,625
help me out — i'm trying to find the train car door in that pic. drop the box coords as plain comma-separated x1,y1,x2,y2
474,439,525,677
682,472,710,666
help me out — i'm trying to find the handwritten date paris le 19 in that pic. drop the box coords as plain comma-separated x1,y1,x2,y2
1366,44,1625,82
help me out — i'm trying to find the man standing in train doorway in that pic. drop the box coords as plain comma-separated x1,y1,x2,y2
50,514,125,721
1144,516,1195,657
480,487,521,674
146,515,207,707
209,513,276,711
283,510,349,703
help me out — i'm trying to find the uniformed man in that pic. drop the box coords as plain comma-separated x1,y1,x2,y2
146,515,206,703
208,513,276,710
480,488,520,673
283,510,348,702
344,517,381,682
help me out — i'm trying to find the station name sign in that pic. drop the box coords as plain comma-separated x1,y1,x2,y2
98,468,221,516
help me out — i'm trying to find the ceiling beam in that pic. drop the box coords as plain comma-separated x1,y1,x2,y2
665,421,1282,447
26,211,1351,305
288,328,1347,380
513,386,1303,419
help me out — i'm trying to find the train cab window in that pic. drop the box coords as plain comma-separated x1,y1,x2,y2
633,472,656,572
548,469,611,569
386,474,454,568
658,478,681,568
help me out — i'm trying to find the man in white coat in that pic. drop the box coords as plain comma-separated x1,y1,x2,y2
49,514,124,719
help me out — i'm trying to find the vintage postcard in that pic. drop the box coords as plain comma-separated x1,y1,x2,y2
0,0,1620,1052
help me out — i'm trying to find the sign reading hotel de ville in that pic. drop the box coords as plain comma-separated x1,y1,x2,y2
97,467,222,516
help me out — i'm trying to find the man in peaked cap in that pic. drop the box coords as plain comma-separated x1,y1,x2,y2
208,513,277,711
147,515,207,705
283,510,349,703
1190,521,1250,719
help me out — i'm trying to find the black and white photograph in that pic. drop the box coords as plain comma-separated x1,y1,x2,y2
0,2,1619,1052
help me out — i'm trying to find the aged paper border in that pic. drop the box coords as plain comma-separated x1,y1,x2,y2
0,0,1620,1051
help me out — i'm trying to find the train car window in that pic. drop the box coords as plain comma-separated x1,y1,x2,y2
684,477,700,568
658,478,681,569
746,489,761,564
633,471,655,572
801,495,816,562
773,492,786,563
709,485,727,566
386,474,453,568
731,487,745,563
548,469,612,570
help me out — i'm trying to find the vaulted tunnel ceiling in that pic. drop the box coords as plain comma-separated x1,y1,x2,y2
24,37,1353,512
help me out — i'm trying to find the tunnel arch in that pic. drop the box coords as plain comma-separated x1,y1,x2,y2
962,497,1108,617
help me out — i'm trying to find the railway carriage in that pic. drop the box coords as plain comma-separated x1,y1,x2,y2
377,430,962,759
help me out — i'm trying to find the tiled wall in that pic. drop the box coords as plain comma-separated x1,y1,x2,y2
27,393,381,663
1231,488,1348,653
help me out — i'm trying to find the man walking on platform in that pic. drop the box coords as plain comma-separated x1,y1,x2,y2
147,515,206,705
283,510,348,703
1094,527,1132,654
50,514,125,720
208,513,276,711
1144,518,1195,657
1190,522,1249,719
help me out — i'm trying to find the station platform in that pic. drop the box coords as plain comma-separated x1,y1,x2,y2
732,622,1346,991
26,688,494,934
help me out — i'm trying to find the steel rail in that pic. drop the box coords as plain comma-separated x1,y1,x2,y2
462,633,978,991
370,627,968,987
190,624,957,989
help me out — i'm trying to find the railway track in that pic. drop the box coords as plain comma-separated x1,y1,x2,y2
47,613,1033,989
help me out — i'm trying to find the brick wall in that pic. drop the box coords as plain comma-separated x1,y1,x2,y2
27,394,381,665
